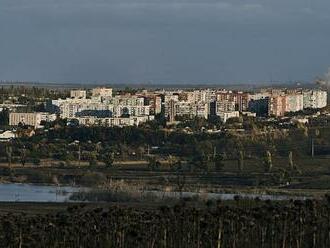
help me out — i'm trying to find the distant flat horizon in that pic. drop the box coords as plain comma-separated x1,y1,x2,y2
0,80,317,90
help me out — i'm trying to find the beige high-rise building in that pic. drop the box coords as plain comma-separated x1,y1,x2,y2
92,87,113,98
268,95,287,117
168,99,176,122
70,90,86,99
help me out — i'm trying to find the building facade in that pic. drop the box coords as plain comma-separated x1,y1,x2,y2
9,112,56,128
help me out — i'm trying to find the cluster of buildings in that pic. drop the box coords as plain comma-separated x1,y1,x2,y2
249,89,327,117
6,87,328,128
163,89,249,123
163,88,327,122
47,88,156,127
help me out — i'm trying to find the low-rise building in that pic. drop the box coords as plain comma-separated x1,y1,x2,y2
0,130,16,141
76,115,154,127
217,111,240,123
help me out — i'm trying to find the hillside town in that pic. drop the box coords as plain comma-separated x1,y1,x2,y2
0,87,327,136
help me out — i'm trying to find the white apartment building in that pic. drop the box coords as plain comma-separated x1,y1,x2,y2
303,90,327,109
216,100,236,114
112,105,150,117
154,96,162,114
52,98,110,119
111,95,145,106
195,102,209,119
186,90,209,103
286,94,304,112
164,94,179,103
110,95,149,117
52,94,150,119
249,92,271,101
77,115,154,127
176,102,194,117
164,101,209,119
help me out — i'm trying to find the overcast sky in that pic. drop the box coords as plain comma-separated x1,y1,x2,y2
0,0,330,84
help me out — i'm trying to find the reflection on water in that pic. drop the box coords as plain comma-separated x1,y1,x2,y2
0,183,83,202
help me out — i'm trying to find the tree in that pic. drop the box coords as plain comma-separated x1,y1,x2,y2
88,152,98,166
147,156,161,171
288,151,294,170
137,146,145,160
213,154,225,171
288,151,300,173
190,154,209,173
32,157,41,166
167,155,183,172
102,152,115,167
173,159,183,171
175,172,186,198
263,150,273,172
6,145,12,168
19,147,27,167
0,108,9,126
238,150,244,172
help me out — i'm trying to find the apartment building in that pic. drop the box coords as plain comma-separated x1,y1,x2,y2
215,100,236,114
52,98,110,119
52,93,151,119
77,116,154,127
216,91,250,111
9,112,56,128
70,90,86,99
186,89,213,103
303,90,327,109
268,95,287,116
91,87,113,98
286,94,303,112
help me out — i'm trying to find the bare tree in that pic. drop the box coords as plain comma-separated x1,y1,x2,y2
20,146,27,167
263,150,273,172
238,150,244,172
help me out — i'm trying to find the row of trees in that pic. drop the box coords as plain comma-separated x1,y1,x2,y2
2,198,330,247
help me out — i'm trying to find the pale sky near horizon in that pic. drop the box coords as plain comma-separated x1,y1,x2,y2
0,0,330,84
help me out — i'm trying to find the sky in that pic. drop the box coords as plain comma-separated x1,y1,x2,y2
0,0,330,84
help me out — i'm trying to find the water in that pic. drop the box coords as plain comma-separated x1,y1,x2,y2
0,183,309,202
0,183,84,202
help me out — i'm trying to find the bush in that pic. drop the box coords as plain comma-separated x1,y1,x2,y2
0,167,12,177
26,171,52,184
32,158,41,166
79,172,106,187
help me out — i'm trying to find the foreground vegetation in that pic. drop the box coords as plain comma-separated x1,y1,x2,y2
1,198,330,247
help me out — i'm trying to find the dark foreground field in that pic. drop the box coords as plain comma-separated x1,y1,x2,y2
1,199,330,248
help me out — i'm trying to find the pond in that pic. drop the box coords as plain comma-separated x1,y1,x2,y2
0,183,84,202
